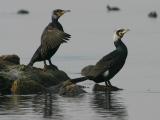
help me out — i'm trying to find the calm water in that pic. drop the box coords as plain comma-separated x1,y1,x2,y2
0,0,160,120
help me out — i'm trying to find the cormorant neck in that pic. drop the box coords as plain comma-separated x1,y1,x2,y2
52,17,59,23
114,39,127,50
114,39,128,59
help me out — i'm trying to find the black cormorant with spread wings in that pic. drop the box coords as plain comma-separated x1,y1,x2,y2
72,29,129,86
28,9,71,68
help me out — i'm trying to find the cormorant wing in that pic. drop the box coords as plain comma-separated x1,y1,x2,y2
41,27,71,57
88,50,120,78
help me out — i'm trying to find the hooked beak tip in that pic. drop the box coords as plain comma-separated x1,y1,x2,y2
126,29,130,32
64,10,71,13
123,29,130,34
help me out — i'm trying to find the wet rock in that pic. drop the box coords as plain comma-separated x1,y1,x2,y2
0,54,20,65
49,80,86,97
59,80,86,96
11,79,47,94
93,84,122,92
0,75,12,94
0,54,70,95
17,9,29,15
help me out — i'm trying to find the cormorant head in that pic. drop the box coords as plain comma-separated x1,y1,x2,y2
113,28,130,41
52,9,71,20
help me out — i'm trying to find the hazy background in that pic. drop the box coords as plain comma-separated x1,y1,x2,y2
0,0,160,120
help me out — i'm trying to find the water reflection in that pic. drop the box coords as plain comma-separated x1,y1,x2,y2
43,93,53,117
0,94,65,119
0,95,33,115
0,92,128,120
91,91,128,120
32,93,64,120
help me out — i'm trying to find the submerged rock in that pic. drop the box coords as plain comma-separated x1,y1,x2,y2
49,80,86,97
93,84,122,92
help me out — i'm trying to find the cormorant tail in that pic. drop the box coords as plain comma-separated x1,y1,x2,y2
70,76,88,83
28,46,42,66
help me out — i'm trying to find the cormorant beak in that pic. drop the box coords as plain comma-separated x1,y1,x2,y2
63,10,71,13
61,10,71,16
122,29,130,35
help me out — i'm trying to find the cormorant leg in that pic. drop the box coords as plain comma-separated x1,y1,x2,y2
43,60,48,71
48,59,58,69
48,59,53,66
44,60,47,66
107,81,112,86
105,81,109,87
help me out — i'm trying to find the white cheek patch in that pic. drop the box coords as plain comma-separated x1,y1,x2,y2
103,71,109,77
113,33,120,42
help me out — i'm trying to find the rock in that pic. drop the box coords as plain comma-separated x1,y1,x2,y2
50,80,86,97
17,9,29,15
93,84,122,92
0,54,70,95
0,54,20,65
0,75,12,94
11,79,47,94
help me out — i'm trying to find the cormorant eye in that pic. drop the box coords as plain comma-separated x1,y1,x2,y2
54,10,62,15
57,10,63,13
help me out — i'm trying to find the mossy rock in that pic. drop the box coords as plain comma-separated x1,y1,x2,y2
49,80,86,97
0,75,12,94
0,54,87,96
11,79,48,94
0,54,70,95
59,80,86,96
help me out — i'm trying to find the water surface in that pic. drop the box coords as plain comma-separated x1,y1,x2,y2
0,0,160,119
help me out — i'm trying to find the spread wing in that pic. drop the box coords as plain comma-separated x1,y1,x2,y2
88,50,120,77
41,27,71,57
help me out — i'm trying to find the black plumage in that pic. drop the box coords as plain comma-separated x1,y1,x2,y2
28,9,71,67
72,29,129,86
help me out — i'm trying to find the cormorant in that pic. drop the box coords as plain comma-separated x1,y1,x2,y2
107,5,120,11
72,29,129,87
28,9,71,68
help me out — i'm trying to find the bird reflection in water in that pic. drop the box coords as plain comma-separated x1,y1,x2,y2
43,93,53,117
91,91,128,120
32,93,63,119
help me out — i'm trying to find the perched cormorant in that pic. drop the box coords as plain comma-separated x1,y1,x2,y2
28,9,71,67
72,29,129,86
107,4,120,11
